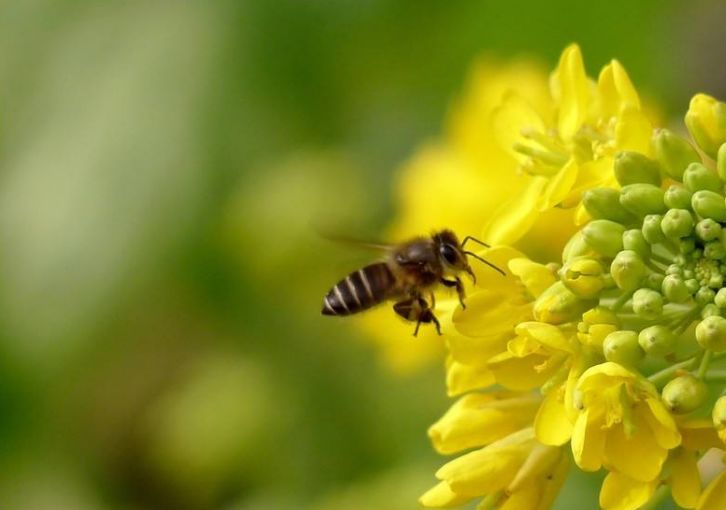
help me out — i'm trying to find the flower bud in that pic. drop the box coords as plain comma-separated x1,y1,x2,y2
653,128,700,181
579,323,618,348
685,278,700,294
713,396,726,437
582,188,634,223
695,315,726,351
702,303,721,319
619,184,666,218
662,274,690,303
691,190,726,221
662,374,708,414
719,143,726,182
715,288,726,308
642,214,665,244
638,324,677,356
562,231,593,263
613,151,661,186
661,208,694,238
582,220,625,257
632,288,663,320
679,237,696,254
683,162,722,193
645,273,664,291
610,250,646,291
696,218,722,242
704,240,726,260
603,330,644,366
533,281,596,325
684,93,726,158
582,306,619,326
695,286,716,305
561,258,605,298
664,185,693,210
622,229,650,258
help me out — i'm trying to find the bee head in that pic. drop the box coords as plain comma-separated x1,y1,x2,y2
433,230,505,283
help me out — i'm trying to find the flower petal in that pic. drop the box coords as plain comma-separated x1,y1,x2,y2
642,397,681,449
484,177,547,246
603,414,667,482
508,258,557,298
536,158,579,210
697,469,726,510
487,351,555,391
535,386,574,445
554,44,590,140
670,447,701,509
419,480,474,508
599,472,657,510
445,358,495,396
571,408,605,471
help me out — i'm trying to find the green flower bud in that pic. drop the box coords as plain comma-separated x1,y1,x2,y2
662,374,708,414
632,288,663,320
561,258,605,298
662,274,690,303
653,128,700,181
695,316,726,351
683,162,722,193
702,303,721,319
645,273,664,291
714,396,726,432
719,143,726,182
582,220,625,257
705,240,726,260
685,278,700,294
664,185,693,210
610,250,647,291
638,324,677,356
679,237,696,254
696,218,722,242
582,306,619,326
685,93,726,158
708,272,724,289
603,330,644,366
562,231,593,263
695,286,716,305
622,229,651,258
691,190,726,221
715,288,726,308
533,281,596,325
661,208,695,238
642,214,666,244
666,264,682,276
582,188,634,223
613,151,661,186
619,184,666,218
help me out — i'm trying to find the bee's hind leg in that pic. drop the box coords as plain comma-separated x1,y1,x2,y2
393,295,442,337
441,277,466,309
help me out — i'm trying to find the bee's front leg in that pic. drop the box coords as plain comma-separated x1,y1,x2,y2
441,277,466,309
393,296,441,337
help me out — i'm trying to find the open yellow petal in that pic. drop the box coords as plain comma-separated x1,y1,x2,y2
536,158,579,210
554,44,589,140
597,60,640,118
599,472,657,510
484,177,546,246
642,397,681,449
679,419,722,451
419,480,474,508
535,386,574,445
670,447,701,509
616,107,653,155
516,321,573,353
571,409,605,471
487,351,555,391
446,358,496,397
697,470,726,510
492,91,548,164
429,392,539,454
603,414,667,482
452,290,527,339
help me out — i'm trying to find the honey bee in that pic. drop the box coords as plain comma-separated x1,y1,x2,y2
321,230,504,336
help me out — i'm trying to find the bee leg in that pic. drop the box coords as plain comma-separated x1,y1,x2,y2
441,277,466,309
393,296,442,337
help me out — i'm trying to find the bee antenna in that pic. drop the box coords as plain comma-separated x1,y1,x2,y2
464,251,505,276
461,236,491,249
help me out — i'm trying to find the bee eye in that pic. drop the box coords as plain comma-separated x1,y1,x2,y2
440,244,458,265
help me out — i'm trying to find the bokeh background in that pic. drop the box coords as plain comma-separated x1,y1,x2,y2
0,1,724,509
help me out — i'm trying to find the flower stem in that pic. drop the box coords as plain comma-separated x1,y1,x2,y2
697,350,713,379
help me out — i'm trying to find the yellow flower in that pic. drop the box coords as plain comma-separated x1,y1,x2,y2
572,362,681,481
487,44,653,244
420,428,569,510
685,93,726,158
698,467,726,510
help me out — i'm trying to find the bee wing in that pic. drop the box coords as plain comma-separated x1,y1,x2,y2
320,233,394,253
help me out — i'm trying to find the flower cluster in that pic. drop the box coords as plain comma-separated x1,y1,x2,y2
377,45,726,510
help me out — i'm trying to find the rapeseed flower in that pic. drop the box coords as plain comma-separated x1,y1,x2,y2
359,44,726,509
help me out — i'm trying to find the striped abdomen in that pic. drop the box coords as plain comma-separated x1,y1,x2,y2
321,263,395,316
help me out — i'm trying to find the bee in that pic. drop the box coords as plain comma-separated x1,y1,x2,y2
321,229,504,336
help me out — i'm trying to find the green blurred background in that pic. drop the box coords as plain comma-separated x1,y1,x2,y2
0,1,723,509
